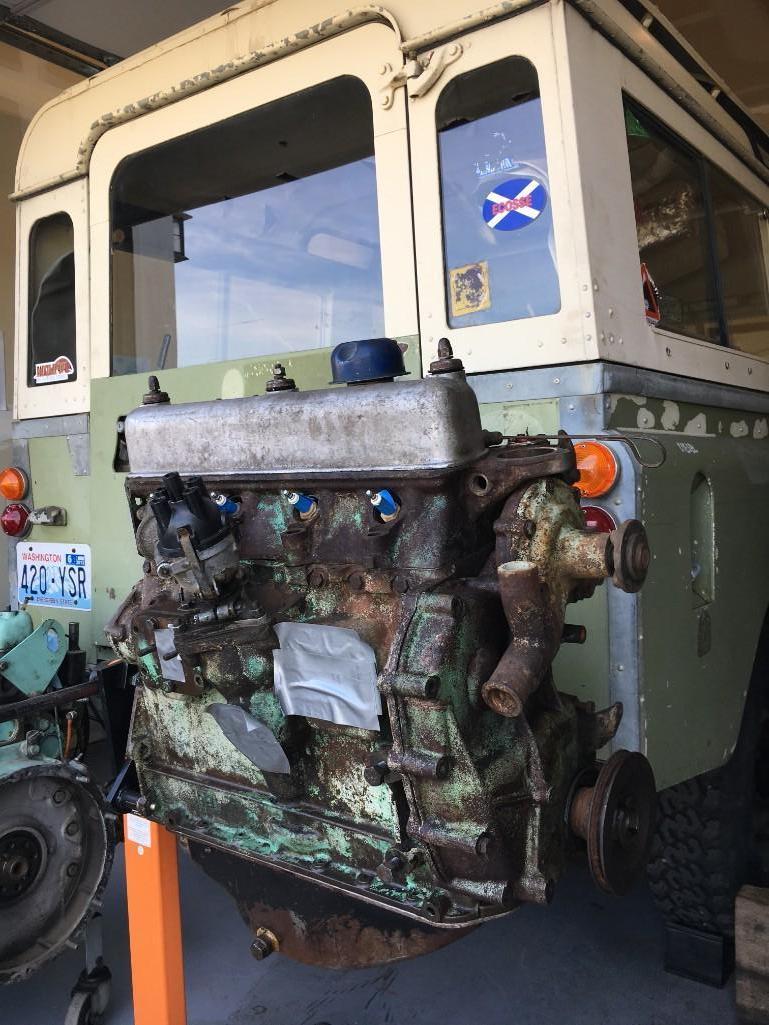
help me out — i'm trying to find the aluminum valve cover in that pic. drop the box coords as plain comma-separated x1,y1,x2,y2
124,373,486,479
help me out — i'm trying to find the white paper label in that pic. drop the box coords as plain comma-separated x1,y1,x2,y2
126,813,152,847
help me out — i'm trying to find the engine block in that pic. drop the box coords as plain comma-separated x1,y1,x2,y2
109,340,654,967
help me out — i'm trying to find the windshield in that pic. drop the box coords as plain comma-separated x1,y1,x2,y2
110,76,384,375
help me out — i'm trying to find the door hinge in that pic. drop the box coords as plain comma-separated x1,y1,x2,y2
378,43,464,108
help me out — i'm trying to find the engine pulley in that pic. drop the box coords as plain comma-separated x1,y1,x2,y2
568,749,656,896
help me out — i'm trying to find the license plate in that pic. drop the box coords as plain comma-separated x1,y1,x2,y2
16,542,92,611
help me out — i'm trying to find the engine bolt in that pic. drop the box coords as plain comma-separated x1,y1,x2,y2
66,862,79,878
250,938,271,960
65,821,79,837
250,927,279,961
363,763,388,786
376,851,406,883
142,375,170,405
307,568,326,588
423,891,451,921
52,789,67,804
265,363,297,393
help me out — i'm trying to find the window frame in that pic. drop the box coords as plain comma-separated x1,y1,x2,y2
435,55,562,331
107,74,388,378
407,5,593,376
88,21,418,383
560,0,769,391
15,178,90,419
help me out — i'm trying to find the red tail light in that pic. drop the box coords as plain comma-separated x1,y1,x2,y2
582,505,617,533
1,503,31,538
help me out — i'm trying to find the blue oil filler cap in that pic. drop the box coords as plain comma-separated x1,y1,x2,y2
330,338,408,385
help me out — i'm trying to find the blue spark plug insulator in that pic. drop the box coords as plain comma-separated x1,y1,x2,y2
211,493,240,516
366,488,400,520
283,490,317,518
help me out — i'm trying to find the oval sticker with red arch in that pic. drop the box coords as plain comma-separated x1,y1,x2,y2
34,354,75,384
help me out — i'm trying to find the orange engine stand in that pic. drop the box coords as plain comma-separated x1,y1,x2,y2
124,813,188,1025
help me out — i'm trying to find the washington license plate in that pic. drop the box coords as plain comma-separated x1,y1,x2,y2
16,542,92,611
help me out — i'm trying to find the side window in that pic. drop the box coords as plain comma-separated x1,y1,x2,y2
110,76,384,375
624,104,719,343
710,169,769,359
28,212,77,386
625,99,769,357
436,57,560,329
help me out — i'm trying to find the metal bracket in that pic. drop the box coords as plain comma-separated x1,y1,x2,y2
28,505,67,527
0,619,67,696
407,43,464,98
378,43,463,108
378,57,422,109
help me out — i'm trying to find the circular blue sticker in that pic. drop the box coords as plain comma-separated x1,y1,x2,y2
46,627,59,653
482,176,548,231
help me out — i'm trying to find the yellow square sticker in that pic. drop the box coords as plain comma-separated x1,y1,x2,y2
449,261,491,318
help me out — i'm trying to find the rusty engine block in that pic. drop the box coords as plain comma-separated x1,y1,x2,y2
108,338,655,967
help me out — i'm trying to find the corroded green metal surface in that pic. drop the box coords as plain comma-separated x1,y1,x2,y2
607,394,769,785
0,619,66,696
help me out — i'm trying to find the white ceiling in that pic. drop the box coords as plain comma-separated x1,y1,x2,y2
5,0,769,132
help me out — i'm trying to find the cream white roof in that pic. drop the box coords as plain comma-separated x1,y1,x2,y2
13,0,764,199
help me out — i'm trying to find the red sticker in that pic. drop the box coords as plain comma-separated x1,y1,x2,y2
34,354,74,384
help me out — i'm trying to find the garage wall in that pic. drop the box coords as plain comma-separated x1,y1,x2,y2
0,41,80,412
0,42,80,602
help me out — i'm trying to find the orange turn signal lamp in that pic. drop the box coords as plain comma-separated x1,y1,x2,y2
0,466,28,502
574,442,618,498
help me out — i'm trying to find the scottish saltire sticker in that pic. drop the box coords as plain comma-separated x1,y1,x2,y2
17,542,92,611
482,177,547,231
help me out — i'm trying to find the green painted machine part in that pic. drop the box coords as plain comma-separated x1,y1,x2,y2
0,619,66,696
109,344,657,967
0,611,33,655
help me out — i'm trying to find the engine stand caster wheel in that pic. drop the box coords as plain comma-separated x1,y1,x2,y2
65,961,112,1025
568,749,657,895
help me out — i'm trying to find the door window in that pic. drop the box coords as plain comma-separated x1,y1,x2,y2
710,167,769,359
436,57,560,328
110,76,384,375
624,104,719,342
625,99,769,357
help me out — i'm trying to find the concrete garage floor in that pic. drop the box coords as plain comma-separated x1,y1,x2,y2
4,850,735,1025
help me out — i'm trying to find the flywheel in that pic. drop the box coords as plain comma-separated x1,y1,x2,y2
0,763,116,983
